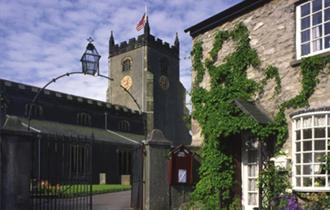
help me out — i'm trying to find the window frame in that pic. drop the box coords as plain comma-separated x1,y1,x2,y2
292,111,330,192
296,0,330,59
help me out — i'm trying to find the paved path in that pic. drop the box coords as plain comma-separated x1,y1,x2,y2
93,190,132,210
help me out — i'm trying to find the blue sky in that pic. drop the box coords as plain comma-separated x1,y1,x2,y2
0,0,241,102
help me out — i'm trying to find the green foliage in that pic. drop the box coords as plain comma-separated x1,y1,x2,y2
298,192,330,209
191,22,330,209
261,66,282,95
191,23,267,209
258,162,290,209
322,153,330,172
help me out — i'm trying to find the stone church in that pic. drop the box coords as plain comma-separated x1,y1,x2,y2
0,15,191,210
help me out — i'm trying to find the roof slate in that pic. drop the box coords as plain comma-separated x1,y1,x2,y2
184,0,271,37
3,115,144,145
234,99,272,124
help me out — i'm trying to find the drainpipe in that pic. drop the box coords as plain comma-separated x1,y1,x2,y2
104,112,108,130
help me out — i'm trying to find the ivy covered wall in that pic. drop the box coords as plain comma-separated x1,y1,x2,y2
189,0,330,209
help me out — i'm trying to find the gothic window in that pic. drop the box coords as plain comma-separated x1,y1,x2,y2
77,112,92,126
160,58,168,75
118,120,130,132
24,104,43,117
122,57,132,72
296,0,330,58
292,111,330,191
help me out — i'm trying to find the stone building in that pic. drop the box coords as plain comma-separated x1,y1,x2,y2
107,19,191,145
0,78,145,185
185,0,330,209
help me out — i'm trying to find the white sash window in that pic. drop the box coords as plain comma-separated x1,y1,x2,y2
292,112,330,191
296,0,330,59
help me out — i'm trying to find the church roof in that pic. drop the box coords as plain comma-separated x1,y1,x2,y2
3,115,144,145
0,78,141,115
184,0,271,38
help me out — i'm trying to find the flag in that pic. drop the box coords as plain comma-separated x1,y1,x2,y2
136,13,146,31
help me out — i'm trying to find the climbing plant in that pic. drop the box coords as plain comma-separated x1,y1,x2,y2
191,22,330,209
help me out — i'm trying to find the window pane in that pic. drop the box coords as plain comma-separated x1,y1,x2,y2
248,165,257,177
296,118,302,129
315,140,326,150
314,163,326,174
301,3,311,17
248,179,256,191
314,115,325,126
296,142,301,152
315,128,326,138
296,154,301,163
303,129,312,139
303,177,312,186
325,36,330,49
303,165,312,174
302,43,311,55
312,39,323,51
248,150,257,163
326,0,330,7
312,26,323,39
301,30,311,43
296,177,301,186
312,0,322,12
248,193,257,205
315,177,326,186
296,165,301,175
303,141,312,151
296,131,301,140
312,12,322,26
325,8,330,21
303,153,312,163
315,152,326,162
325,22,330,35
301,16,311,30
303,117,312,127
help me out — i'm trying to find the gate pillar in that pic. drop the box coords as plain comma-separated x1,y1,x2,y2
143,129,172,210
0,130,32,210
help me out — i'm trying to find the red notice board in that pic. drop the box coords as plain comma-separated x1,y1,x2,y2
168,145,193,185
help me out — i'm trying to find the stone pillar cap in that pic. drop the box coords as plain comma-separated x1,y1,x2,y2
146,129,172,146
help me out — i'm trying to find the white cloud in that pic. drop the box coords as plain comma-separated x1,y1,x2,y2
0,0,242,102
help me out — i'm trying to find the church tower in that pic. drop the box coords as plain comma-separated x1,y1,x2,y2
106,18,190,145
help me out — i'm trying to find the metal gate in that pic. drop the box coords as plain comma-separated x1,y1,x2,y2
30,134,93,210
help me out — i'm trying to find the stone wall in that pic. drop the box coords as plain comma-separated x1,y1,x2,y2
191,0,330,158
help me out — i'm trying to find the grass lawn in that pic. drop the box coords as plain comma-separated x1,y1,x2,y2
33,184,131,197
92,184,131,194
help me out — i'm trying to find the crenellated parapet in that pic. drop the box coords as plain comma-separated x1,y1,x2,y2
109,33,179,58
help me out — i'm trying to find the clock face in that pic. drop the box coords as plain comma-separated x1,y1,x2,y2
159,75,169,90
121,75,133,90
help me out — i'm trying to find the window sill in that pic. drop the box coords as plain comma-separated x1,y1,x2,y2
290,51,330,67
293,187,330,192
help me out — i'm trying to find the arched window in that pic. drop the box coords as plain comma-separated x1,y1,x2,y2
77,112,92,126
122,57,132,72
118,120,130,132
